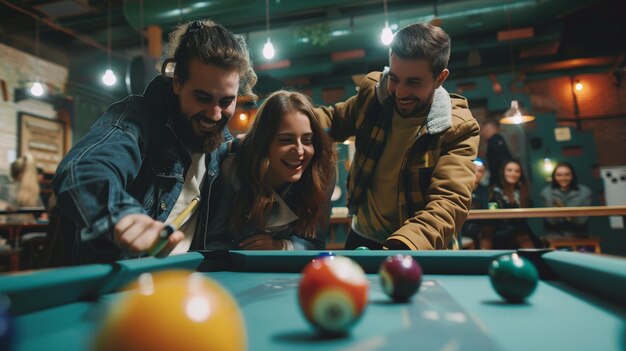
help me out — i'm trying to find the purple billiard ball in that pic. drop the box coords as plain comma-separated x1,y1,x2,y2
379,254,422,302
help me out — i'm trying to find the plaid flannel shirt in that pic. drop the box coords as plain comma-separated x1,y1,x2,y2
316,70,479,249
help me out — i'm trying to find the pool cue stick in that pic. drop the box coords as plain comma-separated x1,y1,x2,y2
148,196,200,256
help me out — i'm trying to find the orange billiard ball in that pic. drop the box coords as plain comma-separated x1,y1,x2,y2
94,270,245,351
298,256,368,335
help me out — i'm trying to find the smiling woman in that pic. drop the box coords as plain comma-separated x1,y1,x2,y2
204,90,336,251
539,162,593,238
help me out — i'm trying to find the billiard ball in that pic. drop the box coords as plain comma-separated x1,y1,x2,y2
488,253,539,302
379,254,422,302
298,256,368,335
316,251,336,259
0,294,14,351
94,270,246,351
354,246,370,251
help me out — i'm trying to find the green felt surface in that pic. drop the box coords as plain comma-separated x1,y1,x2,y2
4,251,626,351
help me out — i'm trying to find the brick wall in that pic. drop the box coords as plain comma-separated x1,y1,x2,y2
526,72,626,167
0,42,67,176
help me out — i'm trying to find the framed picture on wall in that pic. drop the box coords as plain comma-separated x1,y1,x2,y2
17,112,66,174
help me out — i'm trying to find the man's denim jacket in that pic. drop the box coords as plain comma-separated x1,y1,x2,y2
52,76,229,264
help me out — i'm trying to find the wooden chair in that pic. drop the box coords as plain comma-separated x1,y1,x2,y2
544,236,601,253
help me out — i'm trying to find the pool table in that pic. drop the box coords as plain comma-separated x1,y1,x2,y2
1,250,625,351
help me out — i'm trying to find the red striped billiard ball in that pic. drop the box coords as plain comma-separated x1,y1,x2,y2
298,256,368,335
379,254,423,302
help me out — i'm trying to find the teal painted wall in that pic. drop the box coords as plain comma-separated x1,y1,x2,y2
67,53,127,143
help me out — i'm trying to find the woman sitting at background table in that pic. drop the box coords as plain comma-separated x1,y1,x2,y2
539,162,592,238
0,155,44,211
489,159,541,249
202,90,336,250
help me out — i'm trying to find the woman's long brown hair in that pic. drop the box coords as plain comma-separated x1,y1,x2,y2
232,91,335,237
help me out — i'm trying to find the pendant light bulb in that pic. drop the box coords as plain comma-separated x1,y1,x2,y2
30,81,44,97
102,68,117,86
263,38,275,59
381,25,393,45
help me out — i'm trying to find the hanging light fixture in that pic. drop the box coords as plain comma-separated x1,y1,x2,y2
30,18,46,97
263,0,275,59
499,8,534,125
380,0,393,45
501,100,535,124
102,1,117,86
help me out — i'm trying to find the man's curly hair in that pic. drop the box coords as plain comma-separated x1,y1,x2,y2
159,19,257,101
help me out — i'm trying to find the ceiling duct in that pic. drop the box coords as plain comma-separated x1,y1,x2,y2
122,0,598,79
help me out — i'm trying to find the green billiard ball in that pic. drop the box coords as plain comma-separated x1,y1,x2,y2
488,253,538,302
354,246,370,251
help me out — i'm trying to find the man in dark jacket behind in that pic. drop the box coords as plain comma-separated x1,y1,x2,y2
481,118,512,186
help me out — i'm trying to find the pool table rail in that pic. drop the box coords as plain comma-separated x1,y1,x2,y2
543,251,626,307
0,252,204,315
201,250,515,274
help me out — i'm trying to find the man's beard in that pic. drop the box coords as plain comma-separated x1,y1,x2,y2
191,128,224,153
393,90,435,118
182,111,228,153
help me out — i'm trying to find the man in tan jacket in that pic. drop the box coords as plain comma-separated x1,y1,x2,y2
316,23,479,250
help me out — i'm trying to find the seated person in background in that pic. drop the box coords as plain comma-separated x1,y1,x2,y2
204,91,335,250
51,20,257,265
489,159,541,249
539,162,592,238
459,158,489,248
0,155,44,211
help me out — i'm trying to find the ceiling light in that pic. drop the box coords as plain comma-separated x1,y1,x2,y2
102,69,117,86
500,8,533,125
30,81,45,97
500,100,535,125
102,1,117,87
263,0,276,60
381,24,393,46
575,81,583,91
380,0,393,46
263,38,275,59
31,18,47,97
